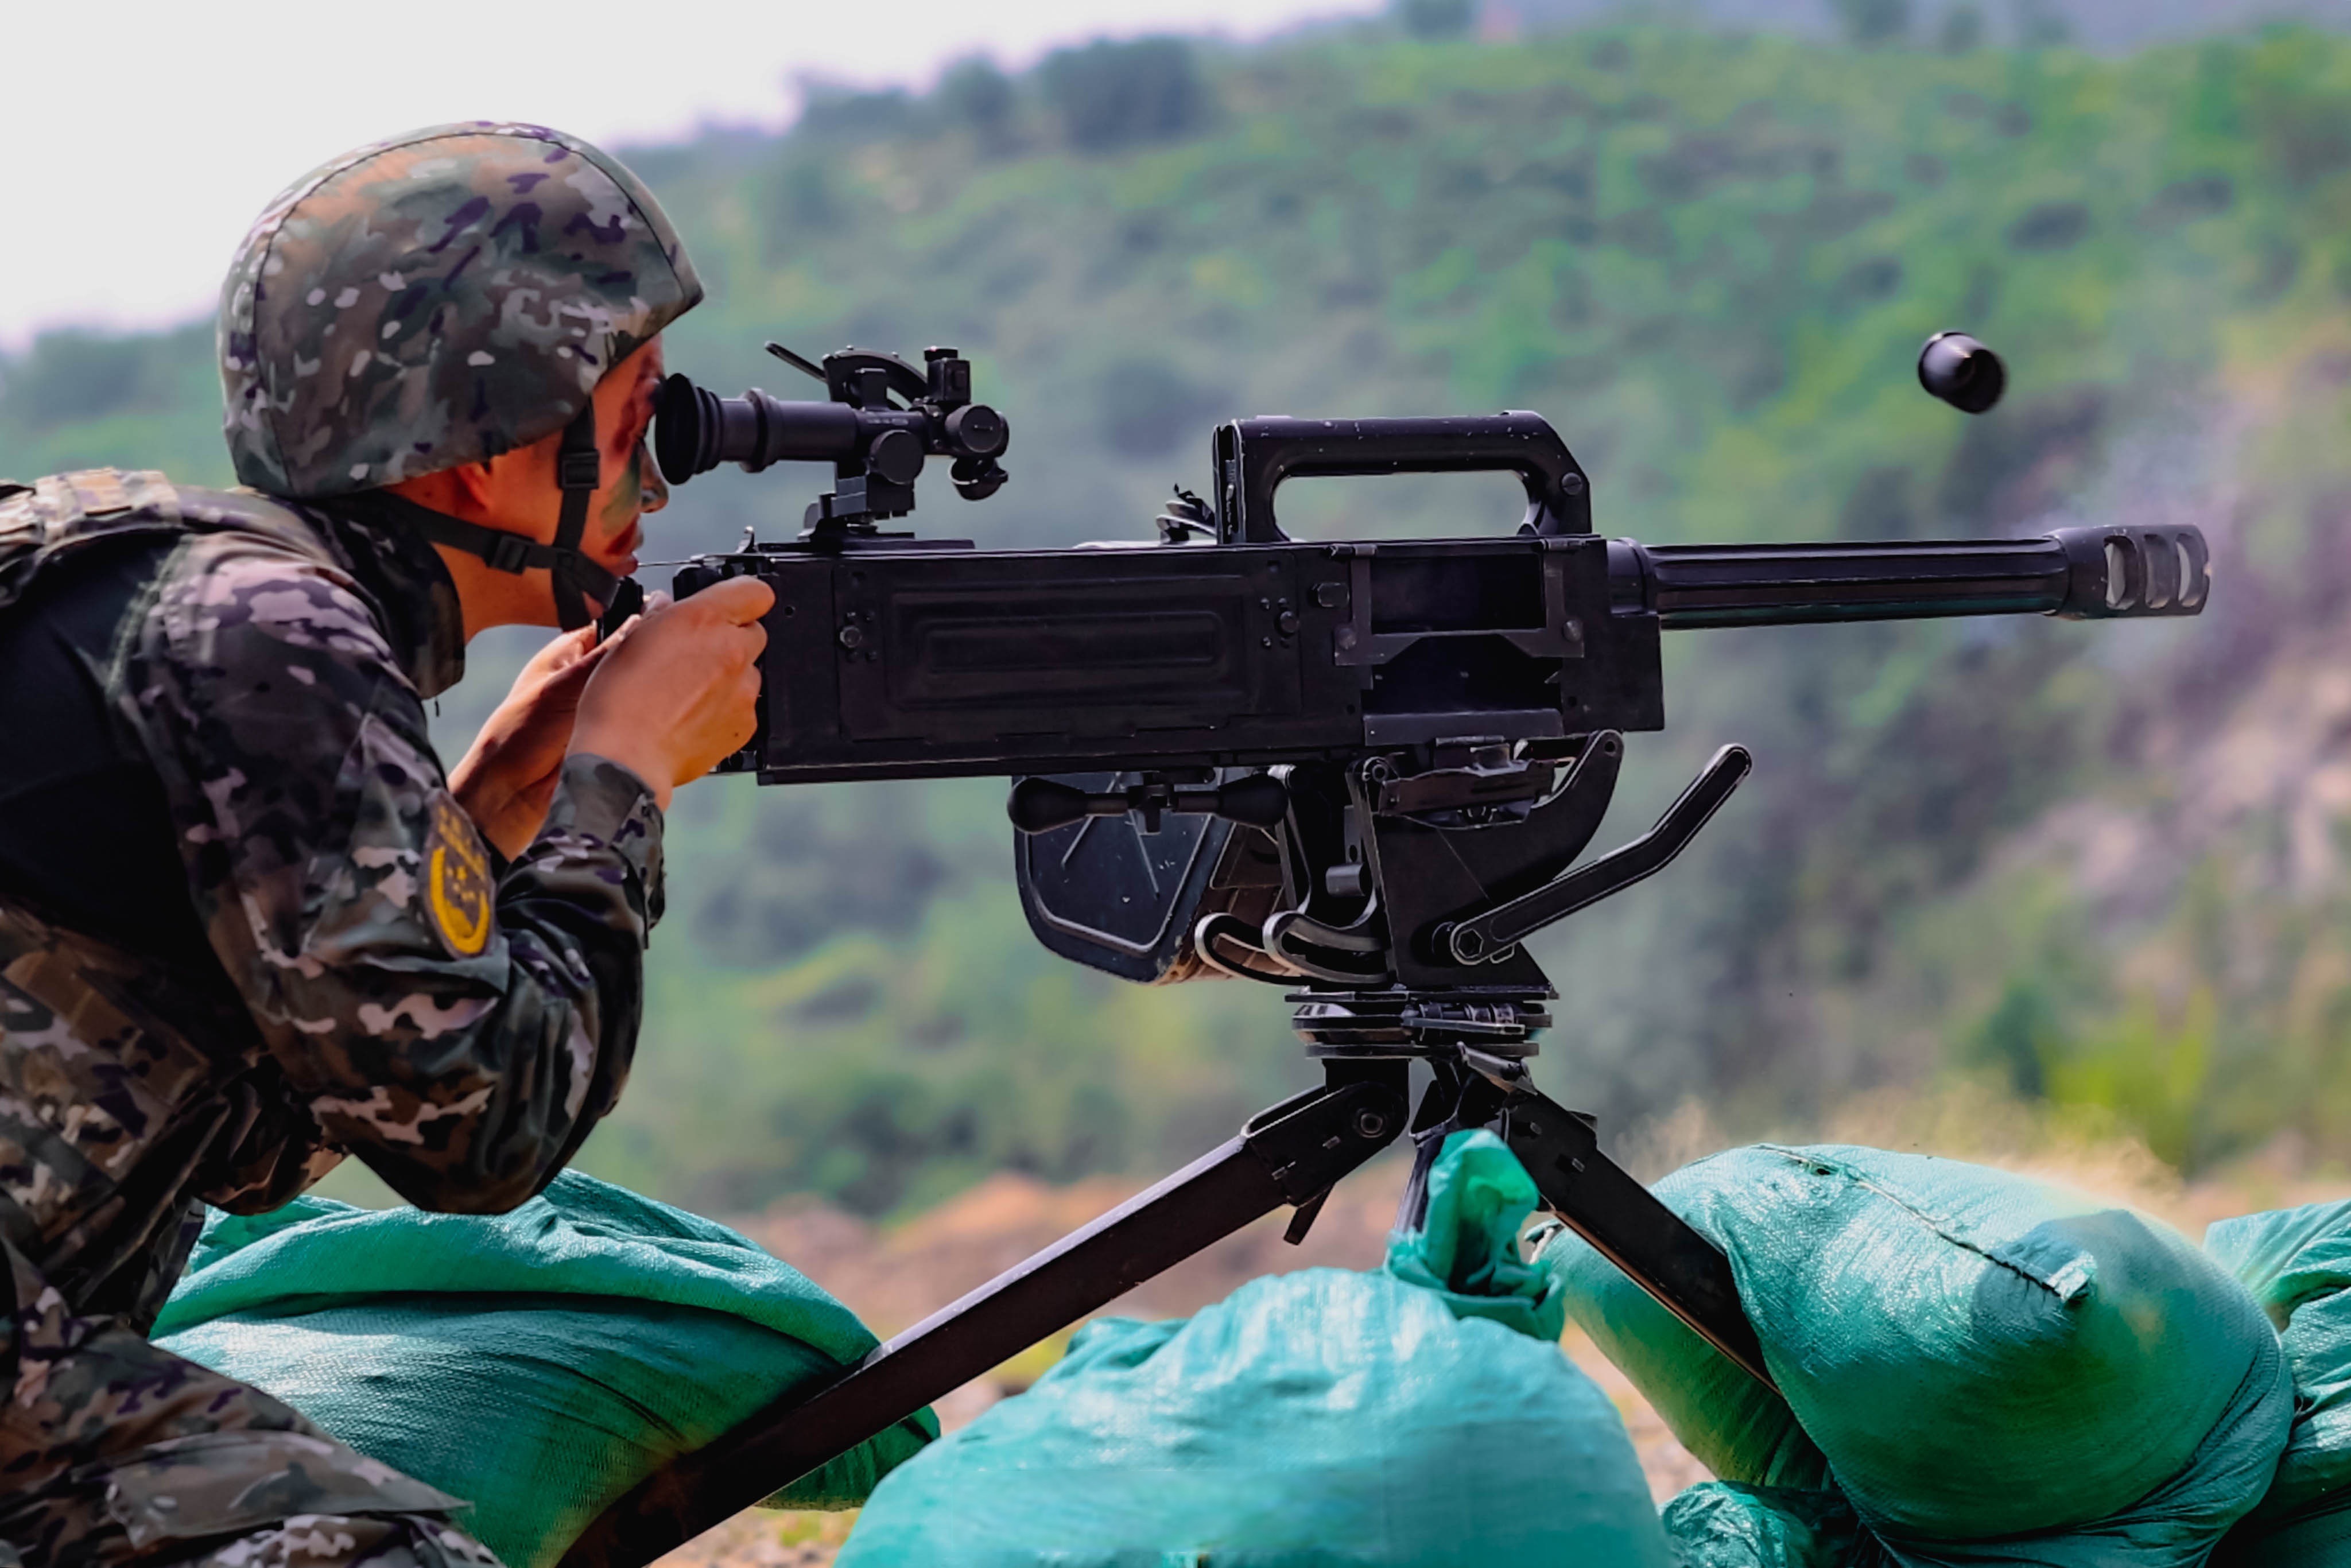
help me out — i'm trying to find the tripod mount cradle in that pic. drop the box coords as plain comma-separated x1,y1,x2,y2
561,336,2210,1568
1005,715,1767,1358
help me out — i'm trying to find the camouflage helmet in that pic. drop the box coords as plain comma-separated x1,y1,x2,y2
220,121,703,499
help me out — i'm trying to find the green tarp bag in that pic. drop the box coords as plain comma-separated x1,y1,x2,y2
1541,1144,2293,1567
836,1130,1670,1567
153,1171,936,1568
1658,1484,1864,1568
2205,1200,2351,1566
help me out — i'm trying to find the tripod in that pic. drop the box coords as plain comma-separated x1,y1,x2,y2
562,738,1774,1568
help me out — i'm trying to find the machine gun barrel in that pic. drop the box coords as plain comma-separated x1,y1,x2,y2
1616,523,2210,630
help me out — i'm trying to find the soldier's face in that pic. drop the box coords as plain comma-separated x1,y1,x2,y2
581,337,670,581
449,337,668,601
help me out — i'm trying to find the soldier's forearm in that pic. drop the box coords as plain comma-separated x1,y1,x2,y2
449,737,558,860
449,634,613,857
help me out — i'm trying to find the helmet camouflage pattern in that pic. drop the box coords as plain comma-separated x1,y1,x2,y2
220,121,703,499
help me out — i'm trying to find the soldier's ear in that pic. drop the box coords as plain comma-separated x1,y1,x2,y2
445,458,501,513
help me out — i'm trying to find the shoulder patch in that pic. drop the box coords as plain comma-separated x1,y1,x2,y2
424,792,495,957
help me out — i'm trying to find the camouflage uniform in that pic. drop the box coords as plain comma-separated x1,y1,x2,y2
1,124,701,1568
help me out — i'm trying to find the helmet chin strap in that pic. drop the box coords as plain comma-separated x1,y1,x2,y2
548,400,603,632
387,400,619,632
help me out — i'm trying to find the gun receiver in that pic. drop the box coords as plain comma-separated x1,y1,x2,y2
673,492,2206,785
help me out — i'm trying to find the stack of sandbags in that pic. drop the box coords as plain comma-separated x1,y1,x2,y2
837,1130,1671,1567
155,1172,934,1568
1543,1144,2295,1567
2206,1200,2351,1565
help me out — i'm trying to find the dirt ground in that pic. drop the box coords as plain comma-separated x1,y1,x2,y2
654,1094,2349,1568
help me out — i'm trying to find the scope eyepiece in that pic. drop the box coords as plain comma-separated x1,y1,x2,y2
1918,331,2006,414
653,375,862,485
652,373,725,483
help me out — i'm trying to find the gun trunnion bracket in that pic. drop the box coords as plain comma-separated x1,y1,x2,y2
569,396,2215,1568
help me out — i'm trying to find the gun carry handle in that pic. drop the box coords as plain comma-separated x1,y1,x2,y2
1213,412,1593,544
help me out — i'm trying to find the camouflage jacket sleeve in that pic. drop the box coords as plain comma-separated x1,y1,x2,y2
133,533,659,1212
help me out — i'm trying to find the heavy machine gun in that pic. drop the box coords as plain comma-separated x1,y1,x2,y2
562,335,2210,1567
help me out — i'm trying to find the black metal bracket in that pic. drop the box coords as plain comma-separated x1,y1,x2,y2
1436,744,1751,965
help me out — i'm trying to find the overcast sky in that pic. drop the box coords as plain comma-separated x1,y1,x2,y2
0,0,1374,349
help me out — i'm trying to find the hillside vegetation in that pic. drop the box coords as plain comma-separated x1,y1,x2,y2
6,22,2351,1213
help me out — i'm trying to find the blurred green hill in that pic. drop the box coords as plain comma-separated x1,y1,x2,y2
7,21,2351,1213
1490,0,2351,53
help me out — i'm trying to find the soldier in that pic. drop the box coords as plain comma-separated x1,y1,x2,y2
0,123,774,1567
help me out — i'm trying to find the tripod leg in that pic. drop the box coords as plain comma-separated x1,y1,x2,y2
1480,1064,1774,1389
560,1062,1410,1568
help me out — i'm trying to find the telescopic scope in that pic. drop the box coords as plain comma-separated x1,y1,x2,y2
650,345,1010,504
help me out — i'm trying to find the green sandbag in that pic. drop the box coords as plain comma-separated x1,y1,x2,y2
154,1171,936,1568
1659,1484,1864,1568
837,1131,1669,1567
2214,1497,2351,1568
1542,1144,2293,1566
2205,1200,2351,1565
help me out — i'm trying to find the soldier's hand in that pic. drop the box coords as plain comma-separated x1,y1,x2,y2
569,576,774,809
453,624,616,859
